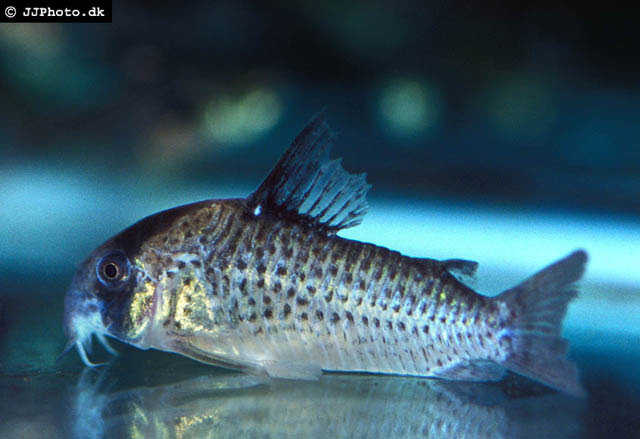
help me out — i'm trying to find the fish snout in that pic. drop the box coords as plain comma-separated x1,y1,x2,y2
63,280,104,334
62,285,119,367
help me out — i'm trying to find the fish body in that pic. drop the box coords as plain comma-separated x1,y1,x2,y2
64,113,587,395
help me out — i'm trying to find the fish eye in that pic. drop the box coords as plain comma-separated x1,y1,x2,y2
103,262,119,279
96,251,130,286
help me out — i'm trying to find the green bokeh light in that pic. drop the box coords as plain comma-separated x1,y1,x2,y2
378,78,440,139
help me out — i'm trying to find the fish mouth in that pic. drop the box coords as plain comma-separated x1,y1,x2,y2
62,287,119,367
59,332,119,367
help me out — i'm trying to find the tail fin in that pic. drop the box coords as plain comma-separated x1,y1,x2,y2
495,250,588,396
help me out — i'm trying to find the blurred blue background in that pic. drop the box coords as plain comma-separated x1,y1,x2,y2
1,2,639,438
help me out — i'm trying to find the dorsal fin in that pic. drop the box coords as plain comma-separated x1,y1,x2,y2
247,112,371,233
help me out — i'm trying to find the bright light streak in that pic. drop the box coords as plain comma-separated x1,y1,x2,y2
342,197,640,288
2,166,637,341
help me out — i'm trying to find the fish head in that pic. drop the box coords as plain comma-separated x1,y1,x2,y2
63,235,155,365
63,202,213,366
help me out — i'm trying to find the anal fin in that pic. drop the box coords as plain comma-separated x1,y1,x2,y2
435,359,505,382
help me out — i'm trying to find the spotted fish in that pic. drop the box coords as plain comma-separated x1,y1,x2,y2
63,113,587,395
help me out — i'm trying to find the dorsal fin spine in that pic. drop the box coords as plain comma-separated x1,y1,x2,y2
276,127,329,207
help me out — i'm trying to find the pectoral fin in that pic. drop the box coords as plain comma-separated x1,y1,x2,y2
166,339,266,376
166,339,322,381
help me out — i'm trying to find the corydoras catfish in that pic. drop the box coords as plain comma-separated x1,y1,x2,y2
63,113,587,396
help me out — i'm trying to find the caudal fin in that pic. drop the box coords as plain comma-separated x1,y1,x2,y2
495,250,588,396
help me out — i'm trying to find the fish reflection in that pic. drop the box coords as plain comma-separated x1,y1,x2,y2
70,371,584,439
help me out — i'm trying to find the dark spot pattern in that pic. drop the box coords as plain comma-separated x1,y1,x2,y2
345,311,354,323
324,290,333,303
